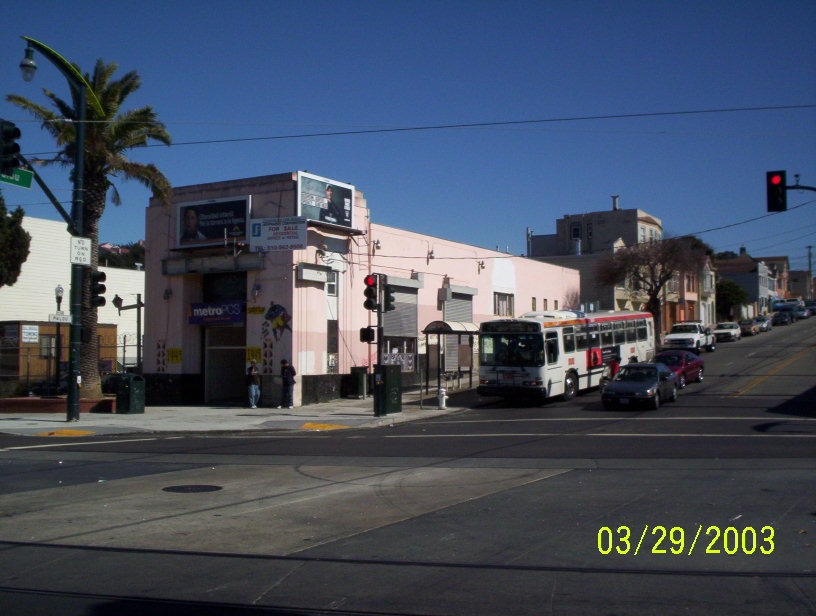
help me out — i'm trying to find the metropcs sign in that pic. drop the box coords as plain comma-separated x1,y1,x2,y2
187,301,244,325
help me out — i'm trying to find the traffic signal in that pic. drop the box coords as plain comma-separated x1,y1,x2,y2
359,326,376,343
0,120,22,176
383,284,396,312
363,273,378,311
766,170,787,212
89,270,107,307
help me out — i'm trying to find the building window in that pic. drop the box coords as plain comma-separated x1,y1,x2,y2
493,293,514,316
542,298,548,311
531,297,536,312
554,300,559,310
40,335,56,359
640,226,646,243
571,223,581,239
326,270,338,297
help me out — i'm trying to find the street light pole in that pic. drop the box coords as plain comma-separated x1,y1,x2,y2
20,37,103,421
54,284,63,394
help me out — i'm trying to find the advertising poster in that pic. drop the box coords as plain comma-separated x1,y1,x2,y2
177,197,249,247
297,171,354,230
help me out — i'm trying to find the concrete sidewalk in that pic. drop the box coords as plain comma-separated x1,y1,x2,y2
0,390,471,437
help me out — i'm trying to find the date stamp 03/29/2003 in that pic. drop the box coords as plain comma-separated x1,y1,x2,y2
597,525,776,556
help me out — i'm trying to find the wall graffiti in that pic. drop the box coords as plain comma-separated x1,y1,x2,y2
261,301,293,373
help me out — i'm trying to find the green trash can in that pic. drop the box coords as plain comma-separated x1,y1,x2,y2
115,374,145,414
373,364,401,416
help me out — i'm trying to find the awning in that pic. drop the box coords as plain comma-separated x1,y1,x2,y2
421,320,479,335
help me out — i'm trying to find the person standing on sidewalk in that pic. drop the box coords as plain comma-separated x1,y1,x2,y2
246,360,261,408
278,358,296,408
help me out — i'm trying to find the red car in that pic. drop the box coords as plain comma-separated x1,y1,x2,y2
654,350,704,389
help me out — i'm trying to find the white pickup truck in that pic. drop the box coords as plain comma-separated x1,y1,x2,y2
662,322,716,353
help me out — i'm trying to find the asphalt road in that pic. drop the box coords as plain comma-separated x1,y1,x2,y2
0,319,814,615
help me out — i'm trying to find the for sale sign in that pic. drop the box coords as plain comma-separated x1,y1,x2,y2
249,217,308,252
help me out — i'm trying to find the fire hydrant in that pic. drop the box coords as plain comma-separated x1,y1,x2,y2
438,387,447,410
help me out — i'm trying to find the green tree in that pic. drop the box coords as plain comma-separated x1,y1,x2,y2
0,192,31,288
715,278,748,319
595,236,711,335
100,242,145,270
8,57,171,397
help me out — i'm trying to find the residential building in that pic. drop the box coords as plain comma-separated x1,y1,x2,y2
714,247,776,317
755,255,791,300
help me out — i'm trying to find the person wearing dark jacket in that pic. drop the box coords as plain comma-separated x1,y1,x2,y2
278,359,296,408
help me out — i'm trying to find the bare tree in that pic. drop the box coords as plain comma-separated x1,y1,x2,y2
595,237,710,334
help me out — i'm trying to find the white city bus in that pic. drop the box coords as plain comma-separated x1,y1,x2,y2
477,310,655,402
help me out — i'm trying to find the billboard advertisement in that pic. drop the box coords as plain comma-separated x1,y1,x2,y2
177,196,250,247
297,171,354,230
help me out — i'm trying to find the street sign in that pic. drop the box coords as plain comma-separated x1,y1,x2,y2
0,168,33,189
48,312,72,323
70,237,92,265
21,324,39,343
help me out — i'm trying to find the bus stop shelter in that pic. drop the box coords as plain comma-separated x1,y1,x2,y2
421,320,478,400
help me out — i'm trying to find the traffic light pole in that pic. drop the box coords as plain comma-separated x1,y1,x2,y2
65,84,87,422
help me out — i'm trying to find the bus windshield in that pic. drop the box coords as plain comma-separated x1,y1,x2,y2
480,333,544,367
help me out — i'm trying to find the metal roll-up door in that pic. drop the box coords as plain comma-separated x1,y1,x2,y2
442,293,473,371
382,288,417,337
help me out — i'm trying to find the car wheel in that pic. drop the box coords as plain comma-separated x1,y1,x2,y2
678,373,686,389
669,385,678,402
696,367,704,383
562,372,578,401
650,394,661,410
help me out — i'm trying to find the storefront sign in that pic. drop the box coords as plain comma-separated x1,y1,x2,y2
187,301,245,325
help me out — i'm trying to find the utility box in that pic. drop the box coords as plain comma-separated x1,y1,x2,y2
373,364,401,416
115,374,145,414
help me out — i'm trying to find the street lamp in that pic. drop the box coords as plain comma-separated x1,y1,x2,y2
54,284,64,394
19,37,103,421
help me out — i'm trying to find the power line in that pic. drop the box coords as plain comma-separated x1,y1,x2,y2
151,103,816,148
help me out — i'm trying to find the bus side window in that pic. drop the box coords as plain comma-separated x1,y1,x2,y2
563,326,576,353
545,332,559,363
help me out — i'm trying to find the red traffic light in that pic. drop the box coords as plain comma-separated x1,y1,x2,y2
363,273,379,310
766,170,787,212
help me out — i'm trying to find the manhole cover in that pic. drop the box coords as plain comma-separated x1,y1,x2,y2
162,484,222,493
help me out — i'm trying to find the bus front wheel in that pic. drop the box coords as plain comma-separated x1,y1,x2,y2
562,372,578,401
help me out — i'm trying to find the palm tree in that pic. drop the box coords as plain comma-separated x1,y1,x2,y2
7,56,171,397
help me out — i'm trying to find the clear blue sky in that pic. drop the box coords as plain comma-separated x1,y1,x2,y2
2,1,815,271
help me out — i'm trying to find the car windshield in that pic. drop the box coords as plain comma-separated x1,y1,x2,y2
656,355,681,366
716,323,736,329
671,325,697,333
615,366,657,382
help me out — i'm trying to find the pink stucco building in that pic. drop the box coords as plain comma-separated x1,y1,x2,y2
143,171,580,406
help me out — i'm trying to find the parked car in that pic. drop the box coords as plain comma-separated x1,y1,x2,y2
601,362,678,410
754,315,772,332
713,321,741,342
654,350,704,389
771,311,792,326
774,305,798,323
794,306,810,319
738,319,760,336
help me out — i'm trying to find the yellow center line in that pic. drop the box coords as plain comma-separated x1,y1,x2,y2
729,342,816,397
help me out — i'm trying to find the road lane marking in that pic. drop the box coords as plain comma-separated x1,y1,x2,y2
729,342,816,397
1,437,160,450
